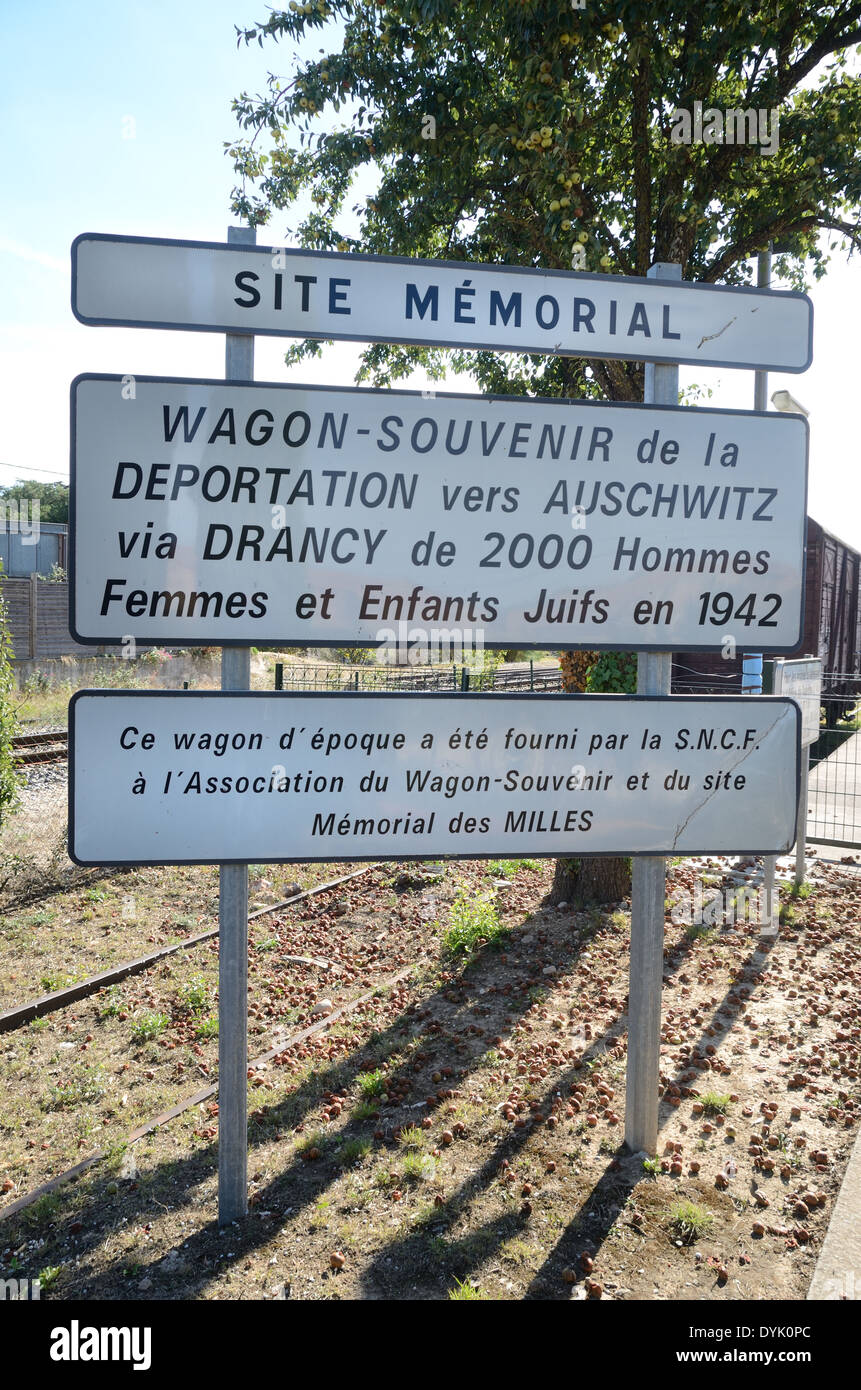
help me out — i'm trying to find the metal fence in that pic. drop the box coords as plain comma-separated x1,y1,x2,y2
671,661,861,850
272,660,563,695
807,673,861,850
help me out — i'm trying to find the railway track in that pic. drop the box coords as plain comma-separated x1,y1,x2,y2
0,862,378,1034
0,859,398,1222
0,959,411,1225
12,730,68,766
8,670,561,769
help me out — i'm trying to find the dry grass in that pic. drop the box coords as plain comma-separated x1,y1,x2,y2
0,773,81,906
0,854,859,1304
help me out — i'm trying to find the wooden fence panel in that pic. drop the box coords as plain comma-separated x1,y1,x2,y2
0,579,102,660
34,581,90,657
1,577,33,659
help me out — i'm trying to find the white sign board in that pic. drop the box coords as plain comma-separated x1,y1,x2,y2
70,375,808,651
71,233,814,373
772,658,822,745
69,692,800,865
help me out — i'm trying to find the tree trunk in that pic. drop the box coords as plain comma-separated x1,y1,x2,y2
548,856,631,906
554,649,632,905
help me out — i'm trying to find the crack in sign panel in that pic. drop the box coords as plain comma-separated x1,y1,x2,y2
697,315,738,350
669,708,794,851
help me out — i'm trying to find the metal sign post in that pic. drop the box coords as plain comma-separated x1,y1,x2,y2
754,248,779,931
795,745,811,888
772,657,822,887
218,225,255,1227
625,262,680,1156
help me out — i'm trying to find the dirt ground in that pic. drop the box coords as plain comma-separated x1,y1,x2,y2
1,852,859,1301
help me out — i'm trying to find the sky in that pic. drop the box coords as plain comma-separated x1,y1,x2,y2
1,1,859,549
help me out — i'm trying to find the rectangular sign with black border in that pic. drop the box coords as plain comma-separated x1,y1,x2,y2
70,375,809,652
69,691,801,865
772,657,822,746
71,233,814,373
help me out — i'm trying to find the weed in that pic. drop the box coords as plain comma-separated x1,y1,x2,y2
790,881,812,900
296,1130,326,1158
700,1091,732,1115
103,1141,129,1173
39,972,72,994
344,1180,372,1209
352,1100,378,1123
684,923,717,944
42,1064,107,1110
97,986,123,1020
442,890,507,957
500,1237,533,1265
195,1015,218,1040
38,1265,62,1292
669,1200,715,1244
24,1193,62,1228
402,1151,435,1184
398,1126,427,1151
338,1137,371,1167
130,1012,169,1043
448,1277,485,1300
177,975,210,1015
642,1157,661,1177
487,859,540,879
358,1069,386,1099
26,909,54,926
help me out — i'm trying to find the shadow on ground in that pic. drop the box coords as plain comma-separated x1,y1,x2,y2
5,889,779,1301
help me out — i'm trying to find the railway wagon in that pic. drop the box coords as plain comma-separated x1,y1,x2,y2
671,517,861,696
